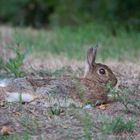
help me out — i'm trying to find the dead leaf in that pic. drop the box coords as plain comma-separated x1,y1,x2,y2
1,126,13,135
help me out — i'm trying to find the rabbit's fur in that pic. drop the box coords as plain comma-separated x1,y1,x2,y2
0,46,117,107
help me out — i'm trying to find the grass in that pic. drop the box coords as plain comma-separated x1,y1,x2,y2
0,24,139,139
75,109,93,140
100,116,135,134
0,43,25,77
0,23,139,77
107,82,140,113
1,23,139,62
48,105,64,116
0,132,32,140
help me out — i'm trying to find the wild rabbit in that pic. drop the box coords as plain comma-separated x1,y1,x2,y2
0,46,117,107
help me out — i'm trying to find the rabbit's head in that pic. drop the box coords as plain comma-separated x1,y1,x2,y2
84,46,117,87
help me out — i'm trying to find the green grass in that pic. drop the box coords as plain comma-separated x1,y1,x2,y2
2,23,139,77
0,133,31,140
100,116,135,134
9,23,140,61
48,105,64,116
0,43,25,77
75,109,93,140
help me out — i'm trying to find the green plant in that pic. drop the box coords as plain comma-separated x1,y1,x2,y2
111,117,135,133
18,93,24,111
0,133,31,140
107,82,140,112
117,88,132,111
106,81,118,99
48,105,64,116
4,44,25,77
76,110,93,140
100,116,135,134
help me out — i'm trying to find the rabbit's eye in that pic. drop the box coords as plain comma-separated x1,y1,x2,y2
99,68,105,75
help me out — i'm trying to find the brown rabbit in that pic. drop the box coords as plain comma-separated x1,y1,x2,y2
0,46,117,107
80,46,117,104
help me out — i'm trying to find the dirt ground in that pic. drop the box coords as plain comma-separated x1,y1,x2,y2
0,55,140,140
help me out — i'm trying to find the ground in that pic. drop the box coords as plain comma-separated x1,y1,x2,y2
0,26,140,140
0,57,140,140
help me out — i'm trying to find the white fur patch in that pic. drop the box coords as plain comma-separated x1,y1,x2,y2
6,92,35,102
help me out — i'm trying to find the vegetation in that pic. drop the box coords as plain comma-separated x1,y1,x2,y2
48,105,64,116
0,43,25,77
2,24,139,61
0,132,32,140
0,0,140,30
100,116,135,134
0,24,139,77
107,81,140,112
0,1,139,138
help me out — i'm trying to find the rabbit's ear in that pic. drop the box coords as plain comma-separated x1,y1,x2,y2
84,45,98,77
87,46,98,67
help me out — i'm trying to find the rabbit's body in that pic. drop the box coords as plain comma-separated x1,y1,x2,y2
0,77,110,106
0,78,35,102
0,46,117,107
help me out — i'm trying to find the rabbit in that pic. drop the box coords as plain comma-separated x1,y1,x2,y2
0,46,117,107
80,46,117,104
